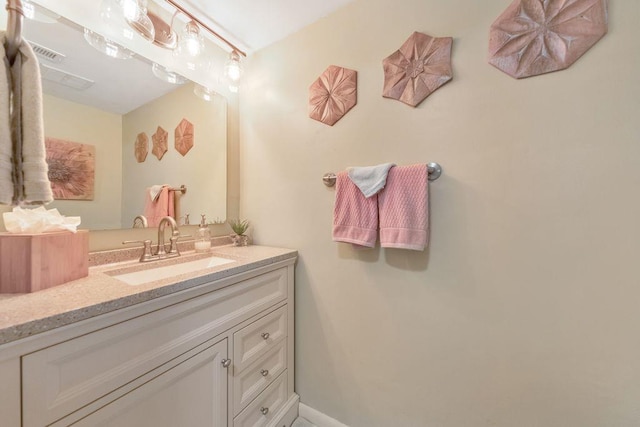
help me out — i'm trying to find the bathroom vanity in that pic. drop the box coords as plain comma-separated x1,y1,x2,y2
0,245,298,427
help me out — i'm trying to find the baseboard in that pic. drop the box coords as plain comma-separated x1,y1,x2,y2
299,403,349,427
269,393,299,427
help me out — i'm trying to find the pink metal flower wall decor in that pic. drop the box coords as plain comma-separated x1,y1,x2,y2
152,126,168,160
175,118,194,156
382,31,453,108
489,0,608,79
309,65,357,126
134,132,148,163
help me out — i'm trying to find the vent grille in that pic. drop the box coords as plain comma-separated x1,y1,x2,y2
29,41,65,64
39,64,94,91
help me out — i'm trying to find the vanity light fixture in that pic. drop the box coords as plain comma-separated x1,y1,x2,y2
99,0,155,42
151,62,186,84
83,28,134,60
164,0,247,90
224,49,243,90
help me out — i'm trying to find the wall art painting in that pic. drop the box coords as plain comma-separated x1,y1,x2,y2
45,137,95,200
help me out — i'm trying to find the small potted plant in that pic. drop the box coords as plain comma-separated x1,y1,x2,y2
228,219,250,246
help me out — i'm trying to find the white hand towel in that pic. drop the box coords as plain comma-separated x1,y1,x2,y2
346,162,395,198
12,38,52,205
149,184,165,201
0,35,13,205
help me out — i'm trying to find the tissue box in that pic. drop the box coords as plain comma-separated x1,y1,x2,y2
0,230,89,293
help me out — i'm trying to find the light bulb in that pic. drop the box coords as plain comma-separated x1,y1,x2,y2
151,63,187,84
224,50,243,83
177,20,204,58
22,0,60,23
194,84,216,101
99,0,154,42
185,37,201,56
83,28,133,60
122,0,138,21
23,1,35,19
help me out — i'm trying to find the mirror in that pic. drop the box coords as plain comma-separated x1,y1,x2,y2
19,4,228,230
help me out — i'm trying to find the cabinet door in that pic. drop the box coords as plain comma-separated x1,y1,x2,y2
69,339,228,427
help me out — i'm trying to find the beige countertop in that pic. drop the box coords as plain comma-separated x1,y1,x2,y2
0,245,297,346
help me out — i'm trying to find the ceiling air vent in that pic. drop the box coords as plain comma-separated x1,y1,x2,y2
39,63,94,91
29,40,66,64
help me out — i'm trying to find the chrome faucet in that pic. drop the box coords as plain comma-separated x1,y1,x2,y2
123,216,184,262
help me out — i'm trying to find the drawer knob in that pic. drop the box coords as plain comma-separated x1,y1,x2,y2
260,407,269,415
261,332,270,340
260,369,269,377
221,358,232,368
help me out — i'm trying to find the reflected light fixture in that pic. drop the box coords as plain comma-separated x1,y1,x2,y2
83,28,134,60
22,0,60,23
151,62,187,84
100,0,155,42
193,84,216,101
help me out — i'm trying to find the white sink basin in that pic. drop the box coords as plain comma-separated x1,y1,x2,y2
107,256,235,286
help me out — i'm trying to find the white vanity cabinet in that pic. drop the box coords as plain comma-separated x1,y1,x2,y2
0,255,298,427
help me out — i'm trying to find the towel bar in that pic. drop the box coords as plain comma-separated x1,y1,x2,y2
322,162,442,187
168,185,187,194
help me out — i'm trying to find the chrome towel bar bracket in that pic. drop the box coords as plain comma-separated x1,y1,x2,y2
322,162,442,188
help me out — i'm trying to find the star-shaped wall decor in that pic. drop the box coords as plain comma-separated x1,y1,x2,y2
489,0,608,78
382,31,453,108
309,65,357,126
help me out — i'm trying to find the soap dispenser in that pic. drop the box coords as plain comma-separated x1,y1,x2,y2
195,214,211,253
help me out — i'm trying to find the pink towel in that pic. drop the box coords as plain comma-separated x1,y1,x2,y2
378,164,429,251
143,186,175,227
333,171,378,248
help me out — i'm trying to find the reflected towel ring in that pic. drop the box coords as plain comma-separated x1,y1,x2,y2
323,162,442,187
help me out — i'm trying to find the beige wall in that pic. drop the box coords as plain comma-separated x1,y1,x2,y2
42,94,123,230
239,1,640,426
121,83,227,227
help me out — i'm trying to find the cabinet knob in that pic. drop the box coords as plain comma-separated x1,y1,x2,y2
221,358,232,368
260,407,269,415
260,369,269,377
261,332,270,340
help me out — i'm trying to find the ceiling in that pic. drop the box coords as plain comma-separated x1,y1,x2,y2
176,0,355,54
24,16,180,115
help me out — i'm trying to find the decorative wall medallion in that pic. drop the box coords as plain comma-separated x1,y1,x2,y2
309,65,357,126
382,31,453,107
45,137,95,200
175,118,194,156
134,132,148,163
152,126,168,160
489,0,608,79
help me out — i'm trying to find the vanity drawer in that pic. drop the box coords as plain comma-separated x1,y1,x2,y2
22,267,288,427
234,371,288,427
233,340,287,415
234,305,287,373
